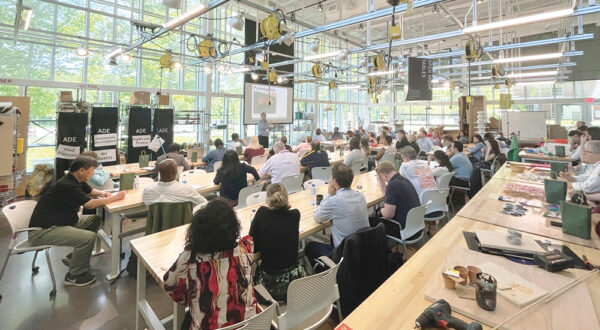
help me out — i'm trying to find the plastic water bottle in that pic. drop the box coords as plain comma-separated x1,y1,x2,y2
182,179,187,185
310,184,317,206
134,175,140,189
357,180,363,190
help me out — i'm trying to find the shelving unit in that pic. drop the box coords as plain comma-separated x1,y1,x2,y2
0,106,21,209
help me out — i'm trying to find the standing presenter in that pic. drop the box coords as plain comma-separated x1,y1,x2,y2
258,112,272,148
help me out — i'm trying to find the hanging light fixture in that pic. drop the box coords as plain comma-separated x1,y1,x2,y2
251,72,259,81
108,57,118,66
20,6,33,31
317,2,323,11
203,65,213,74
76,46,90,58
119,53,132,63
281,31,296,46
359,57,368,67
309,39,320,53
337,49,349,61
228,12,245,31
256,50,267,63
171,59,183,70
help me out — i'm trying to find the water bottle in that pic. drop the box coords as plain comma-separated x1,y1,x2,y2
134,175,140,189
357,180,363,190
310,184,317,206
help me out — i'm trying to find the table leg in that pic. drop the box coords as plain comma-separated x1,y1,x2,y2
93,207,105,256
173,303,185,330
136,258,146,330
105,211,123,281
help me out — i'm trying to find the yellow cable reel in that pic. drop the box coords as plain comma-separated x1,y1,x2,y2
197,38,217,59
267,70,278,83
159,52,173,69
260,13,283,40
373,54,385,71
328,80,337,90
312,64,323,78
369,77,378,87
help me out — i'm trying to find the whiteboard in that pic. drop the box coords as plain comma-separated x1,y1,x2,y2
500,111,548,140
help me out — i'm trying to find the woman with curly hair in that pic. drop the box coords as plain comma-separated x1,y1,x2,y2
249,183,305,303
164,199,258,330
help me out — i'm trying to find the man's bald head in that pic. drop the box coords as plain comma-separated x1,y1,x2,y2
158,159,178,182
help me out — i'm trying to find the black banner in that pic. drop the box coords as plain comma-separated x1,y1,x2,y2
406,57,433,101
127,106,152,163
91,106,119,166
55,112,88,179
152,108,174,159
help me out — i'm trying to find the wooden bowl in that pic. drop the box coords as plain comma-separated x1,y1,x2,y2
454,266,468,285
511,165,526,173
442,273,457,290
468,266,482,285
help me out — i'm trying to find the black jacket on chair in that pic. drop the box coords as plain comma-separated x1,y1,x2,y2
329,223,389,317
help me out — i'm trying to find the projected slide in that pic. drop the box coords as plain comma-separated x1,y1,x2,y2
244,83,293,124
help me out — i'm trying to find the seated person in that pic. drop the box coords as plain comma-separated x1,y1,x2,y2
448,141,473,188
375,135,397,161
268,136,293,156
441,135,454,150
376,162,420,229
154,143,190,172
484,132,506,149
358,127,368,140
560,140,600,194
569,130,583,161
361,138,375,171
343,137,367,169
143,159,207,207
431,129,441,147
294,135,312,153
367,132,378,146
377,129,389,145
330,127,343,140
416,130,434,153
483,137,501,163
468,134,485,160
313,128,326,142
202,138,226,172
80,151,112,188
28,156,126,286
398,146,437,198
259,141,300,183
227,132,246,151
305,163,370,263
249,183,306,303
426,127,434,138
300,140,330,179
395,129,409,150
164,199,258,330
214,150,260,207
243,136,265,164
431,150,454,185
458,130,470,144
407,134,421,154
346,130,355,139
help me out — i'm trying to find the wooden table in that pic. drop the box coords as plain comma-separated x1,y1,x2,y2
519,151,573,165
103,162,156,176
456,176,600,249
492,162,552,184
321,140,349,148
130,171,385,330
339,216,600,330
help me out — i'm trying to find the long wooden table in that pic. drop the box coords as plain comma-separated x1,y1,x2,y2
491,162,551,184
130,170,384,330
339,216,600,329
519,150,573,165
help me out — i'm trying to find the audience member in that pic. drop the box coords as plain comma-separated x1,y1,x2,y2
375,162,420,229
360,137,375,171
330,127,343,140
154,143,190,172
416,130,434,153
431,129,441,147
398,146,437,198
305,163,369,263
377,129,389,145
426,127,434,138
560,140,600,194
407,134,421,154
202,138,226,172
346,130,355,139
468,134,485,160
359,127,368,139
458,130,470,144
301,140,331,179
213,150,260,206
442,135,454,150
431,150,453,185
448,141,473,188
295,135,313,153
313,128,326,142
259,141,300,183
28,156,126,286
243,136,265,164
143,159,207,207
375,135,397,161
268,136,293,156
344,137,367,170
164,199,258,329
576,120,586,130
367,132,378,146
227,133,246,151
482,136,501,163
569,130,583,161
249,183,305,303
396,130,409,150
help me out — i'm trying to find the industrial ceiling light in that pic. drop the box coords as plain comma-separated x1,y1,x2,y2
359,57,368,67
337,49,349,61
463,8,573,33
317,2,323,11
228,12,245,31
476,0,483,4
277,76,284,84
304,50,341,61
358,23,364,31
281,31,296,46
163,2,207,29
203,65,212,74
505,70,558,78
76,46,90,58
251,72,259,81
309,39,320,53
20,5,33,30
119,53,132,63
172,59,183,70
367,70,399,76
108,57,118,66
106,47,123,59
256,50,267,63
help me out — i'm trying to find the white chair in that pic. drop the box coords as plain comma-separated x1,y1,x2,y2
235,183,265,210
213,161,223,172
281,174,304,194
350,162,362,175
251,154,268,167
177,165,184,178
303,179,326,191
216,301,278,330
311,166,332,183
192,201,209,214
255,260,342,330
420,189,450,228
138,177,154,186
381,202,430,260
246,191,268,208
379,153,396,164
181,169,207,179
0,201,57,300
437,172,454,189
449,182,470,213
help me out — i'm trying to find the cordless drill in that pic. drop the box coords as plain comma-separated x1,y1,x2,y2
415,300,482,330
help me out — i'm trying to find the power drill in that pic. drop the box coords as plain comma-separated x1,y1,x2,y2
415,299,482,330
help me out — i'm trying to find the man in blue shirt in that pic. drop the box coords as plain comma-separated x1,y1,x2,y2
330,127,343,140
300,141,330,179
257,112,270,148
202,138,226,172
305,163,370,264
448,141,473,188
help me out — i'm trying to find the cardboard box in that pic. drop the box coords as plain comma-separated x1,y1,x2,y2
489,117,499,129
0,96,30,196
158,93,170,106
132,91,151,105
548,125,567,139
60,91,73,102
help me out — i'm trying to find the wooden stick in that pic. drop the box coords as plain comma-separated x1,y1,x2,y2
492,269,599,330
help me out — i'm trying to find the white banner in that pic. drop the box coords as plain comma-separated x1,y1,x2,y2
56,144,80,160
132,135,151,147
94,149,117,163
94,133,118,147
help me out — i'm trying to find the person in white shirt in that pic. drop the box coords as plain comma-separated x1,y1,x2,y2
142,160,207,207
313,128,326,142
416,130,434,153
560,140,600,194
226,133,246,151
259,141,300,183
343,137,367,170
398,146,437,198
